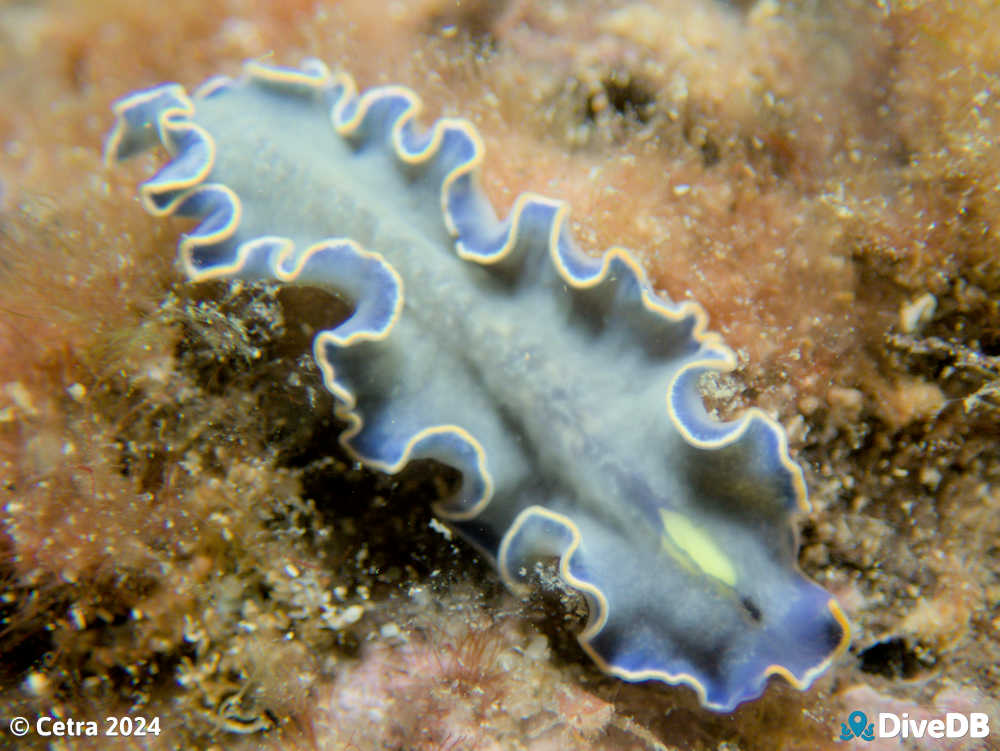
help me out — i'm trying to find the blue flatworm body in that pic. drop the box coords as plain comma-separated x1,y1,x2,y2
106,58,849,711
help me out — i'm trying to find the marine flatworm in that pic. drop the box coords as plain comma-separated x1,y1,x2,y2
106,58,849,711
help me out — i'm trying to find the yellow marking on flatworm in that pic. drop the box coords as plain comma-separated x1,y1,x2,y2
658,509,737,587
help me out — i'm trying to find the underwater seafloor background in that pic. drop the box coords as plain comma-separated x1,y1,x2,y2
1,0,999,749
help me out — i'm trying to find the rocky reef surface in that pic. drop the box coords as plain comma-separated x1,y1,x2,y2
2,1,998,749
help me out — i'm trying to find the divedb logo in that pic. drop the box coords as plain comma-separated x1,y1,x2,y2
839,710,991,741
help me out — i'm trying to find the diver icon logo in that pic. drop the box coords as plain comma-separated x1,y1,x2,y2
838,709,990,741
840,711,875,741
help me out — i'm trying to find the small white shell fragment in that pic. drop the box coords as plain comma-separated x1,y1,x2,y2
899,292,937,334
